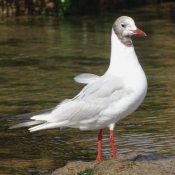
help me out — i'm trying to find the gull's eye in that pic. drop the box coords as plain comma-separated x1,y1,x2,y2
121,23,125,28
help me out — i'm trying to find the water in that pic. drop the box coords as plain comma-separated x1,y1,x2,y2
1,2,175,175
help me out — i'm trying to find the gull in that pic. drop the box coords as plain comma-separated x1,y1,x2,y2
9,16,147,162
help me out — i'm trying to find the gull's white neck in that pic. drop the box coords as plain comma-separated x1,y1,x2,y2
106,29,140,77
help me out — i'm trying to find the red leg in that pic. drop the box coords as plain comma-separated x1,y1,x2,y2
110,130,117,158
96,129,102,162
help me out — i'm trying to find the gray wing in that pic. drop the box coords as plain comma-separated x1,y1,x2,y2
8,76,133,131
49,76,131,123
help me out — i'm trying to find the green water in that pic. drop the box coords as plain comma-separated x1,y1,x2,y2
0,2,175,175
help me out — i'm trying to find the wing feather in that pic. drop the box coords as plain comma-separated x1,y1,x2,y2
74,73,100,84
48,76,131,123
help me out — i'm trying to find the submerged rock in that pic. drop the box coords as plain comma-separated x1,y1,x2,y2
52,152,175,175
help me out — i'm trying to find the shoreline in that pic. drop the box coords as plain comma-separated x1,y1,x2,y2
52,152,175,175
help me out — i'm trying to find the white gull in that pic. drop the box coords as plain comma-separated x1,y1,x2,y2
9,16,147,162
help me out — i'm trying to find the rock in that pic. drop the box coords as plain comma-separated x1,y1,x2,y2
52,160,97,175
52,152,175,175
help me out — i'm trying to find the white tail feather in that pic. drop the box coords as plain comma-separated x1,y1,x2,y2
29,121,69,132
9,120,45,129
31,113,52,121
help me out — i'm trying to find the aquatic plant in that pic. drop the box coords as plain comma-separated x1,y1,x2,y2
77,168,94,175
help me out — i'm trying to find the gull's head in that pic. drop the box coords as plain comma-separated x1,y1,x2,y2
112,16,146,47
113,16,146,37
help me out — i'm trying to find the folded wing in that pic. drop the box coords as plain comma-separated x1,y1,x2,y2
10,75,132,132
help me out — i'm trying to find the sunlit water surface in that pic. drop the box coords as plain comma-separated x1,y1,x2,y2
0,2,175,175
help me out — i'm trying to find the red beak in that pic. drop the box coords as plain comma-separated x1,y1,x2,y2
132,28,146,36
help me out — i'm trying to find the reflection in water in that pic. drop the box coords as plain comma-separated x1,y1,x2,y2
0,2,175,174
